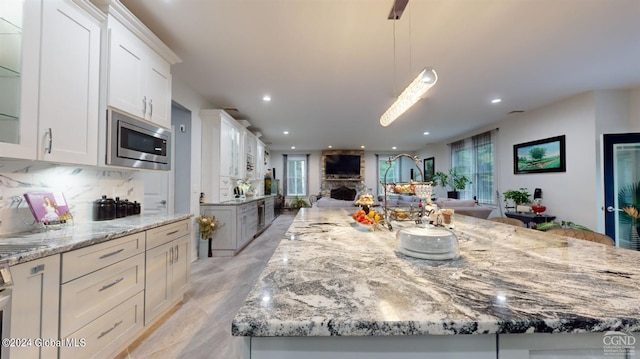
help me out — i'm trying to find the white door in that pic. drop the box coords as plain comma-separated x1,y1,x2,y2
603,133,640,250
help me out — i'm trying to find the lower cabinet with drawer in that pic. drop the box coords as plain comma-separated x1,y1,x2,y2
59,291,144,359
144,219,191,326
59,232,146,359
10,254,61,359
200,202,260,257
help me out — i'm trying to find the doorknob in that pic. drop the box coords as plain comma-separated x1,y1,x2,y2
606,206,620,213
159,200,167,205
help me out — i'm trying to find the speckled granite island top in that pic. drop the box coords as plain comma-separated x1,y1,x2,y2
200,194,276,206
232,208,640,337
0,213,192,266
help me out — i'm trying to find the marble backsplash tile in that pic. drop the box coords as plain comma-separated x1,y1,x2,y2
0,160,142,235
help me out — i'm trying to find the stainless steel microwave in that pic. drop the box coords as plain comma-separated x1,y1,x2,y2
106,107,171,170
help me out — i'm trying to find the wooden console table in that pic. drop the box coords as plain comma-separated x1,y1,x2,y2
505,212,556,228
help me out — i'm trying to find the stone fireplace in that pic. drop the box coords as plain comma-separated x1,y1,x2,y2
321,150,365,198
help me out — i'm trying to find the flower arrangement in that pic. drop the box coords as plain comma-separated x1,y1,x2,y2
196,215,220,240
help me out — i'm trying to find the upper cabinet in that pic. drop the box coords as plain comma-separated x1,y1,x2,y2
93,0,181,129
106,16,171,127
0,0,103,165
244,130,256,180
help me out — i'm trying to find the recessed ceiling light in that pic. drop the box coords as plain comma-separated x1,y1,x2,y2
392,146,397,150
283,131,289,135
328,145,332,148
263,95,271,102
291,146,295,149
361,145,365,149
491,98,502,104
423,132,430,135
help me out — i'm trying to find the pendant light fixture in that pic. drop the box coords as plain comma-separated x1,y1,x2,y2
380,68,437,127
380,0,438,127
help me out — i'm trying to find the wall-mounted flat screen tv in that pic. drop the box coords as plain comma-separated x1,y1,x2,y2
325,155,360,177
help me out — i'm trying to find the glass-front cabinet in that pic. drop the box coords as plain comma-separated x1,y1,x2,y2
0,0,22,143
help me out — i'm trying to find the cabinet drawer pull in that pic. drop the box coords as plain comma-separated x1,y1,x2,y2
166,230,179,236
31,264,45,274
98,248,124,259
97,320,123,340
99,277,124,292
46,128,53,154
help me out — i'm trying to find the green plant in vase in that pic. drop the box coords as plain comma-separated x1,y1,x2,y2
502,188,531,212
432,169,471,199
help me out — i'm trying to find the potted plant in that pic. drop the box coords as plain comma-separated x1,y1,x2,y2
291,196,309,209
433,169,471,199
502,188,531,211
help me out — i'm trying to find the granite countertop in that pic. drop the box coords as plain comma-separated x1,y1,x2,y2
201,194,276,206
0,213,192,266
232,207,640,337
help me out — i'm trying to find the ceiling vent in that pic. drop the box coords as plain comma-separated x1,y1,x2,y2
388,0,409,20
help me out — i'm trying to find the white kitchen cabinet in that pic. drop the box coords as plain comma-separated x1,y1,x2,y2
238,203,258,250
201,201,260,257
201,109,243,202
244,130,257,179
0,0,103,165
60,291,144,359
257,140,266,181
106,15,171,128
10,254,61,359
499,332,627,359
59,231,146,359
144,219,191,325
264,196,275,225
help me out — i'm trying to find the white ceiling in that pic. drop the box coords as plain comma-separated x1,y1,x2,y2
120,0,640,152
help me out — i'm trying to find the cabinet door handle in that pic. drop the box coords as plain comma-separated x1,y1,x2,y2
169,247,174,264
142,96,147,115
31,264,45,274
98,248,124,259
149,99,153,116
97,320,123,340
175,244,179,262
46,128,53,154
166,230,179,236
99,277,124,292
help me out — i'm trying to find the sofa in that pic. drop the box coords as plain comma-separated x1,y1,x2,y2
383,195,492,219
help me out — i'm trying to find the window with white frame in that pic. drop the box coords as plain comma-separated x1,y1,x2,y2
450,130,496,204
377,155,399,195
286,155,307,196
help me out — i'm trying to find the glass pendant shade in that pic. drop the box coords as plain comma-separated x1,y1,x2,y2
380,68,438,127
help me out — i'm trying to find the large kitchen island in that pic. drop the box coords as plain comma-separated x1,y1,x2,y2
232,208,640,358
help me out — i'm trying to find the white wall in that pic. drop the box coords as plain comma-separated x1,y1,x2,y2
415,88,638,231
270,150,322,201
171,77,214,261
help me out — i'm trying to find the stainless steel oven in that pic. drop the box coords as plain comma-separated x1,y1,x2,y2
0,266,12,359
106,107,171,170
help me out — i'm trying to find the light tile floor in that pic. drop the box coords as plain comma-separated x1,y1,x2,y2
115,213,296,359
